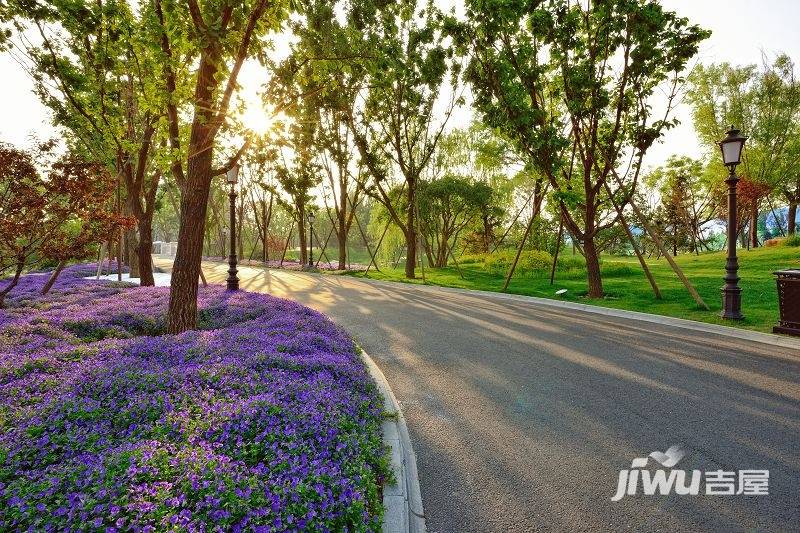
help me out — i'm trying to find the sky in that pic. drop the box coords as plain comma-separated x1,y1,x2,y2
1,1,799,172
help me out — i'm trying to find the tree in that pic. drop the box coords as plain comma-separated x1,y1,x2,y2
265,0,461,277
271,110,323,266
737,176,773,247
448,0,709,297
0,143,130,306
0,143,44,303
777,135,800,234
6,0,167,285
155,0,289,333
274,0,366,270
318,111,364,270
417,175,494,267
428,125,515,253
241,139,276,263
644,156,719,254
688,54,800,243
343,0,461,279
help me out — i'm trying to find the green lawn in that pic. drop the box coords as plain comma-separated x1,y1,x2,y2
342,244,800,333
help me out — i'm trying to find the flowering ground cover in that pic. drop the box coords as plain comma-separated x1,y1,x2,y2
0,264,390,531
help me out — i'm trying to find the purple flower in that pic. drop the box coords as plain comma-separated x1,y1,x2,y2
0,262,389,531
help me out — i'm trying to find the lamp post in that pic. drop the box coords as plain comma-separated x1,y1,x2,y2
719,126,747,320
226,164,240,291
307,209,315,268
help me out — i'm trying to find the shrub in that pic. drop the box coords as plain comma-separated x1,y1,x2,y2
556,255,585,270
600,261,636,277
481,251,509,274
483,249,553,276
785,234,800,247
458,253,486,266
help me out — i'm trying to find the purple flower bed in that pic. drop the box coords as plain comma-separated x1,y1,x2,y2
0,264,390,531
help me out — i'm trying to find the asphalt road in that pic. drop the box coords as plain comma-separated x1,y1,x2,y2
157,259,800,532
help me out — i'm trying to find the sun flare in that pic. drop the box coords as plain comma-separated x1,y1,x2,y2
240,104,273,136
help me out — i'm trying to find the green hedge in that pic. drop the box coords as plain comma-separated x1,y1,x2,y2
483,249,553,276
785,234,800,247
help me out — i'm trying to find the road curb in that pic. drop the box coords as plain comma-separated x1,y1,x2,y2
347,275,800,350
440,284,800,349
359,345,426,533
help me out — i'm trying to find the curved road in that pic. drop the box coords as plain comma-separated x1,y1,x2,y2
158,260,800,532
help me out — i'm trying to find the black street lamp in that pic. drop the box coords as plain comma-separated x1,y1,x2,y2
719,126,747,320
307,209,316,268
226,164,240,291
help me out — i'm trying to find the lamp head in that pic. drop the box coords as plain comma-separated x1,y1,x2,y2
226,164,240,185
719,126,747,168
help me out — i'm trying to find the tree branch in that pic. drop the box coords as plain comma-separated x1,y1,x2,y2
210,0,270,139
187,0,209,34
211,139,251,177
154,0,185,187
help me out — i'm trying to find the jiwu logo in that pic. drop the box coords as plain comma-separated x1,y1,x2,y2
611,444,701,502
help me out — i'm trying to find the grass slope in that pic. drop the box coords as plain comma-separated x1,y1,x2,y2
344,245,800,333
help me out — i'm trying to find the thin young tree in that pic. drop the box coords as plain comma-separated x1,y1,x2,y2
644,156,719,254
343,0,462,279
417,175,494,267
274,0,365,269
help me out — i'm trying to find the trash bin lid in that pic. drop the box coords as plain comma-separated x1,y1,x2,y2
774,268,800,277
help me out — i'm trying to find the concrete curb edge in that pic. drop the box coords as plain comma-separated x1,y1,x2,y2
437,283,800,349
359,345,426,533
347,275,800,350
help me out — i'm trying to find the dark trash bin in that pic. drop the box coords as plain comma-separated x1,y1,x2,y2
774,269,800,337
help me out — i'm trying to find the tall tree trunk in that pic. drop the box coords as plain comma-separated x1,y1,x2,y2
789,202,797,235
237,195,244,261
122,188,144,278
336,196,347,270
583,237,603,298
166,148,214,334
298,213,308,266
483,214,493,253
160,0,260,333
337,224,347,270
750,206,759,248
404,180,417,278
268,194,272,263
337,174,348,270
437,231,449,268
128,229,141,278
262,200,268,262
137,217,155,286
549,218,564,285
